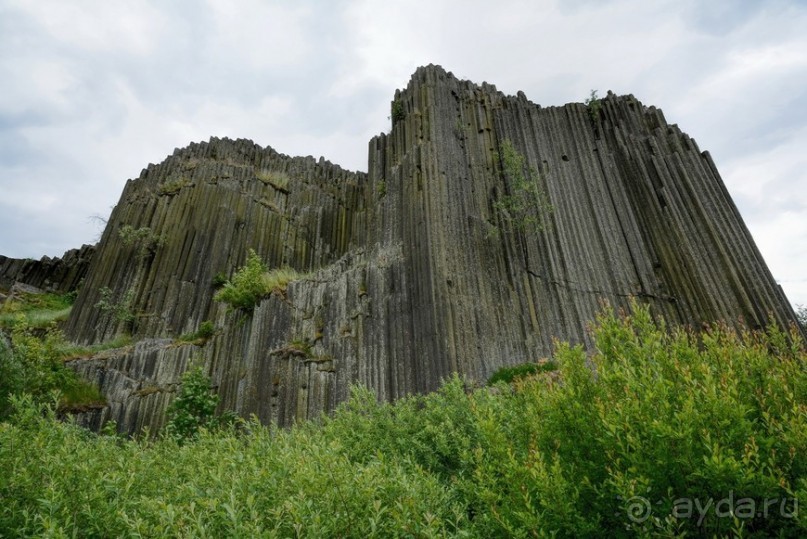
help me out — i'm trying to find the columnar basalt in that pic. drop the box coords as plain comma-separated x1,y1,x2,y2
0,244,95,294
34,65,799,434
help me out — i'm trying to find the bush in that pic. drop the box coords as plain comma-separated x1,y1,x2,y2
178,320,215,345
213,250,268,311
585,88,602,123
95,286,136,324
118,225,164,259
390,99,405,123
0,320,106,420
487,359,557,385
0,303,804,537
214,250,308,311
494,139,553,234
164,366,220,443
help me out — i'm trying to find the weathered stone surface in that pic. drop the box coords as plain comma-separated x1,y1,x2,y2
0,244,94,294
56,65,801,433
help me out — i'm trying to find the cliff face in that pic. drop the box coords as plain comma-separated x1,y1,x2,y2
55,65,798,433
0,245,95,295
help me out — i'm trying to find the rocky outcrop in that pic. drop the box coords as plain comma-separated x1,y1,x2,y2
58,65,799,434
0,244,95,294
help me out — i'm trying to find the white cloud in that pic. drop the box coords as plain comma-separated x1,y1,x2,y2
8,0,167,55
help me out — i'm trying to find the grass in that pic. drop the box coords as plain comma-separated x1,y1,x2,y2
156,177,192,196
59,379,106,412
177,321,215,346
0,292,75,329
57,334,134,360
487,359,558,385
256,169,291,192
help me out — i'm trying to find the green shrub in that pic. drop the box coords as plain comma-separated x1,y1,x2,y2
214,251,308,311
156,177,191,196
487,360,557,385
0,303,804,537
118,225,164,259
797,304,806,331
585,88,602,123
213,250,268,311
0,321,106,420
494,139,553,234
390,99,405,123
211,271,228,289
95,286,136,324
164,366,220,443
178,320,215,345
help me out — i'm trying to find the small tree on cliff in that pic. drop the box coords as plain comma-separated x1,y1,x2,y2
797,304,807,331
165,366,219,442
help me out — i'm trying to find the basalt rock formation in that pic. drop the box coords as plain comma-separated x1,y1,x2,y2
22,65,801,434
0,244,95,296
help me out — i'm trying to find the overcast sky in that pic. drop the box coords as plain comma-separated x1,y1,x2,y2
1,0,805,306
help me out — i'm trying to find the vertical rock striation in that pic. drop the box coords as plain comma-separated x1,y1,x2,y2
58,65,799,434
0,245,95,294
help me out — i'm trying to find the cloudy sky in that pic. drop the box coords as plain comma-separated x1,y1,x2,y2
1,0,805,306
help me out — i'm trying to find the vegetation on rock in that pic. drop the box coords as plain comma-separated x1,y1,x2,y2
95,286,136,325
1,303,804,537
487,359,557,385
585,88,602,123
164,366,221,443
797,304,806,331
390,98,405,124
494,139,553,235
214,250,308,311
178,320,216,346
118,225,165,259
157,177,192,196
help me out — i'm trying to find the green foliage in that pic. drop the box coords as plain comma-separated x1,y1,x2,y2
488,359,558,385
211,271,228,289
165,366,220,443
494,139,554,234
1,304,805,536
0,320,106,420
214,250,268,311
585,89,602,123
0,291,75,329
95,286,136,324
796,304,806,330
178,320,216,345
157,176,191,196
118,225,165,259
261,267,307,295
214,250,308,311
390,99,405,123
376,179,386,198
256,169,291,191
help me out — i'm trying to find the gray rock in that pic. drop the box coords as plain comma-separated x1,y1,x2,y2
10,281,45,297
53,65,801,434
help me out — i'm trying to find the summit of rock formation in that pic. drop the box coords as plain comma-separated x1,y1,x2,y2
3,65,800,433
